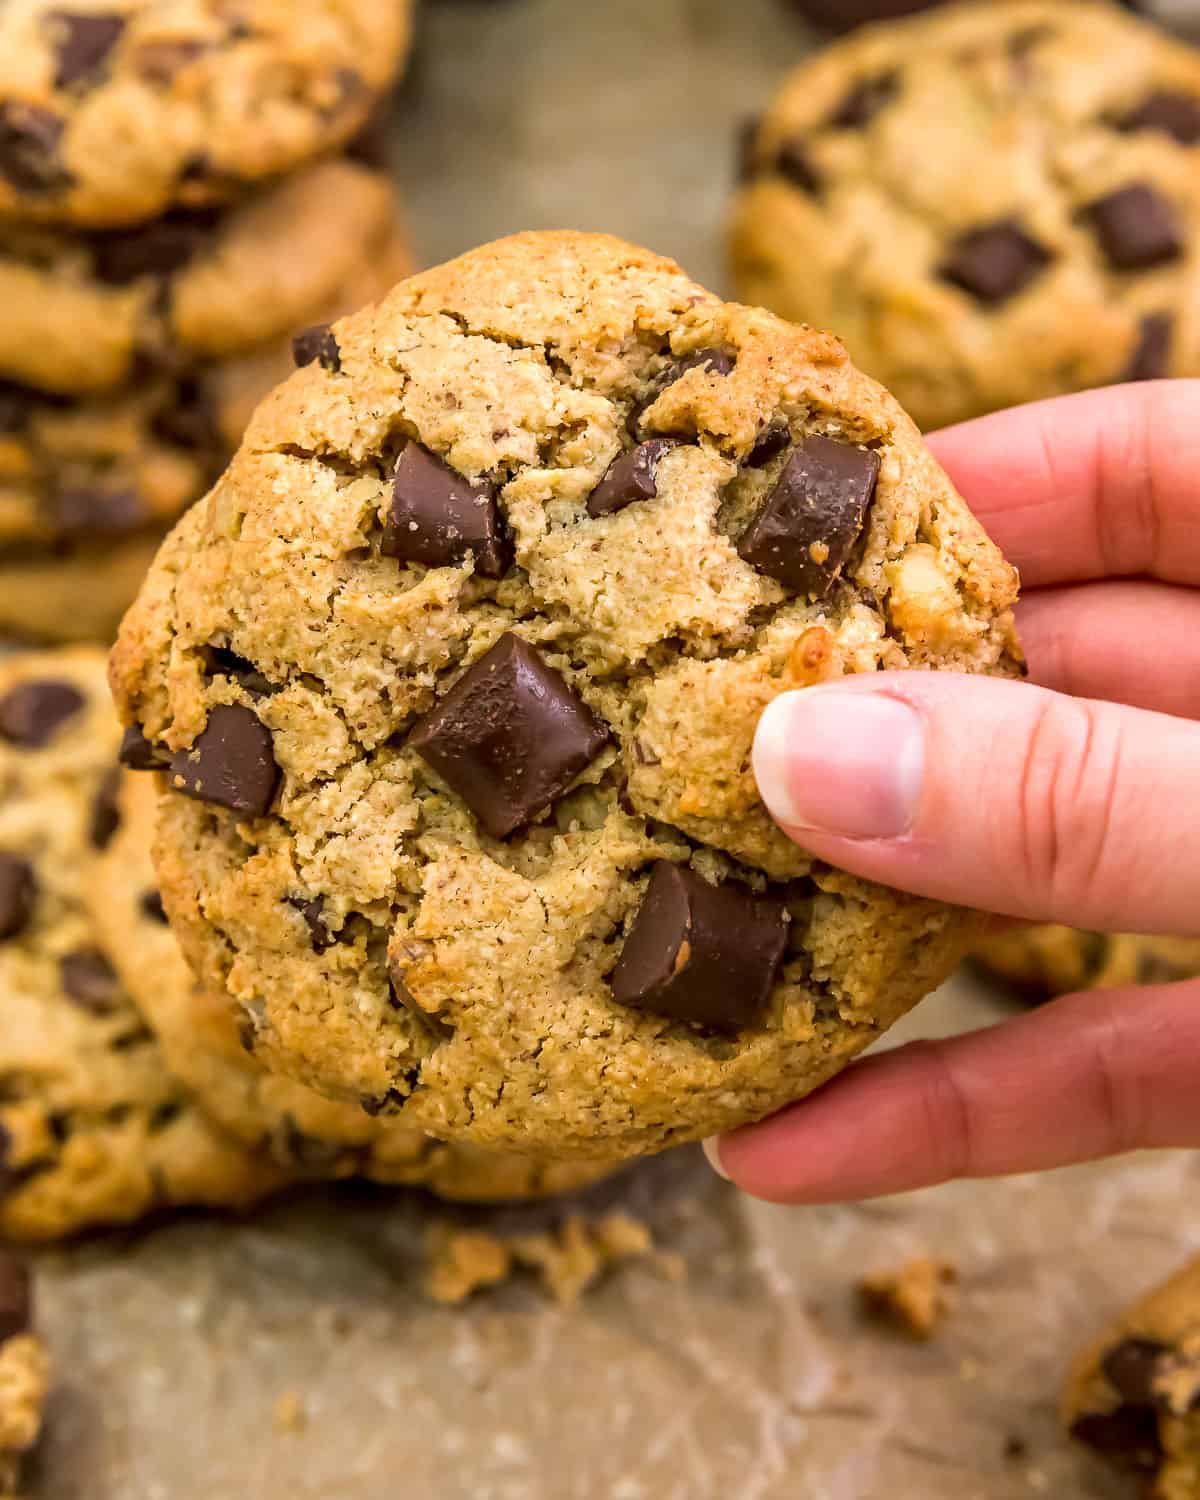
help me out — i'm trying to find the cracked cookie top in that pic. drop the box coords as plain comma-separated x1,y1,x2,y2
730,1,1200,429
0,0,413,227
112,230,1021,1158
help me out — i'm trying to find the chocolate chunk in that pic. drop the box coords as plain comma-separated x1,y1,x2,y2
0,381,33,435
91,208,219,285
90,768,123,852
1070,1407,1162,1473
151,377,219,453
50,485,145,539
59,946,120,1012
0,854,36,941
118,724,169,771
737,114,762,181
291,323,341,372
1119,90,1200,145
48,11,127,89
662,348,736,384
0,103,72,195
1103,1338,1172,1407
200,645,273,697
827,70,898,129
274,1117,346,1172
0,679,85,747
1084,184,1183,271
610,863,788,1031
133,38,209,83
381,443,510,577
747,417,791,468
738,434,879,597
1124,312,1172,382
410,633,610,839
774,138,821,195
0,1257,31,1343
938,220,1053,304
587,438,680,518
168,704,280,817
288,895,334,953
139,889,169,925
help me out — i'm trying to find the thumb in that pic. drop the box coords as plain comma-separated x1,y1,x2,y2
752,674,1200,935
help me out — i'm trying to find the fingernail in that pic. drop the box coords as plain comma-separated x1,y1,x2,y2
753,688,924,840
702,1136,730,1181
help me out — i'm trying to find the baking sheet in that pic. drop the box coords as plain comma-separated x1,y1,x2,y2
22,1,1200,1494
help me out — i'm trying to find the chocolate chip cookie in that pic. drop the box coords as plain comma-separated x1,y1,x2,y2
0,647,287,1240
1065,1253,1200,1498
88,770,617,1199
0,158,405,397
111,230,1022,1159
0,215,413,643
0,1257,48,1498
731,1,1200,430
0,1,413,227
975,925,1200,1002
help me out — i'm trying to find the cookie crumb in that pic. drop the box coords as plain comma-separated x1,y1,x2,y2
857,1256,958,1340
426,1211,681,1306
273,1390,307,1434
0,1332,50,1496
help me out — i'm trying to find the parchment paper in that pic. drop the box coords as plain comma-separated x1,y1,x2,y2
23,2,1200,1493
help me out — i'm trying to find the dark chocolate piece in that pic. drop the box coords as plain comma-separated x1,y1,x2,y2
200,645,274,697
0,1256,31,1343
292,323,342,372
288,895,335,954
90,208,219,285
88,768,121,852
610,862,788,1032
0,381,33,435
168,704,280,817
1069,1408,1162,1474
0,102,72,195
59,946,120,1012
1084,183,1183,271
381,443,509,578
1118,90,1200,146
0,853,36,942
47,11,127,89
0,679,85,747
139,889,169,924
1102,1338,1172,1407
410,634,610,839
587,438,680,518
50,485,145,539
1124,312,1172,382
747,418,792,468
737,114,763,181
738,434,879,597
774,138,821,195
118,724,169,771
938,220,1053,304
827,70,898,129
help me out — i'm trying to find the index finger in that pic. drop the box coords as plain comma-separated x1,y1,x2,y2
927,381,1200,590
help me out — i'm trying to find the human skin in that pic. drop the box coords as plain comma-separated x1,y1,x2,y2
706,381,1200,1203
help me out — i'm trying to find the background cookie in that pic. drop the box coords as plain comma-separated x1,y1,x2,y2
1064,1252,1200,1496
0,217,413,644
974,925,1200,1001
0,0,413,227
112,230,1021,1159
731,1,1200,429
0,1257,48,1499
0,647,286,1240
0,158,405,397
89,771,618,1201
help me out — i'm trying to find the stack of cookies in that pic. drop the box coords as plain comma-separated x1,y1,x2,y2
0,1,416,645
